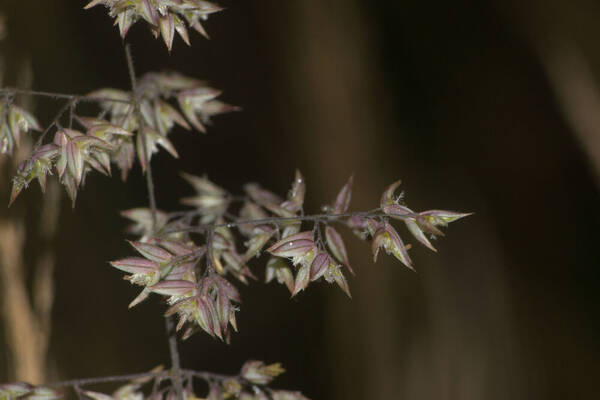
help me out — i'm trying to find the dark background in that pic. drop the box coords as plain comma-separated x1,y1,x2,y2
1,0,599,399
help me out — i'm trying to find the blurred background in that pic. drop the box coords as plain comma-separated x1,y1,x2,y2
1,0,599,398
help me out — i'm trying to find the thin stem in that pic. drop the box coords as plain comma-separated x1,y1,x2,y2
151,373,161,398
163,209,409,235
68,99,77,129
124,45,138,96
33,99,73,148
73,385,83,400
166,197,247,220
144,159,158,231
165,317,185,400
182,369,231,382
124,43,158,231
50,371,167,388
0,88,131,104
45,368,233,390
123,42,184,400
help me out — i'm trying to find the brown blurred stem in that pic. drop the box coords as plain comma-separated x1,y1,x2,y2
0,62,61,382
0,182,60,383
541,42,600,186
35,181,61,346
0,221,43,383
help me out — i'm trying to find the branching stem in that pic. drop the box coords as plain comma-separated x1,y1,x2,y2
33,99,74,148
162,209,414,235
47,369,231,388
50,371,166,388
0,88,131,104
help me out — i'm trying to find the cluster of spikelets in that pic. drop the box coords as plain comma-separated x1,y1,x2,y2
0,2,471,399
0,102,41,155
8,72,236,206
84,0,223,50
110,171,470,341
0,361,308,400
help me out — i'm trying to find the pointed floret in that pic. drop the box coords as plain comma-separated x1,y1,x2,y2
266,231,314,259
129,240,173,263
372,221,413,270
380,180,402,208
333,175,353,214
325,226,353,274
